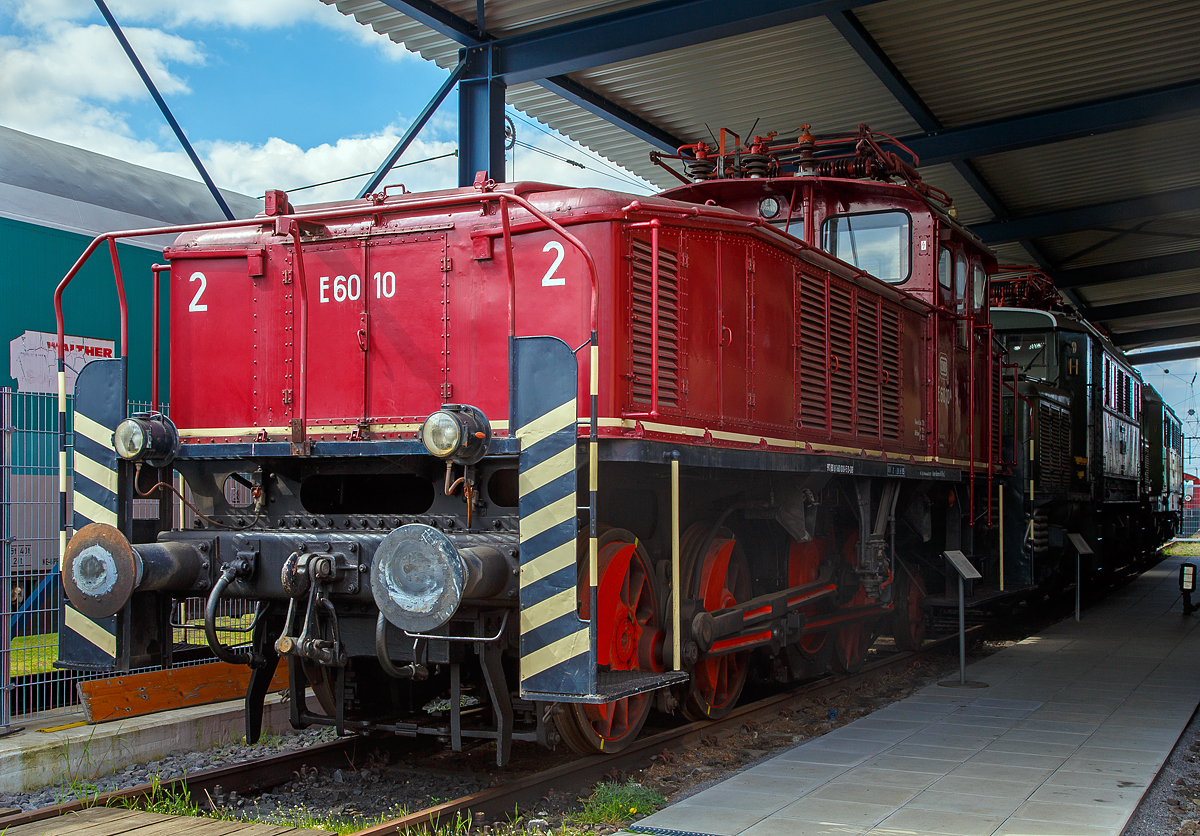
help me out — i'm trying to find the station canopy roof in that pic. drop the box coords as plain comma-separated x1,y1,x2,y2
326,0,1200,361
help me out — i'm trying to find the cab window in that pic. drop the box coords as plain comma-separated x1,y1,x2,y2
972,261,987,311
938,247,952,289
821,210,911,283
954,252,968,313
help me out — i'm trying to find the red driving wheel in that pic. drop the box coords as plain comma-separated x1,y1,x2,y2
789,539,827,656
832,533,874,673
680,524,752,721
555,529,663,754
892,565,927,651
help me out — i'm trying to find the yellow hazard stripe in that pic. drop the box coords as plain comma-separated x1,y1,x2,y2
64,606,116,657
517,400,576,447
521,626,589,680
74,490,117,527
74,451,117,494
520,587,578,635
519,494,575,543
519,446,575,498
74,412,113,449
520,540,575,589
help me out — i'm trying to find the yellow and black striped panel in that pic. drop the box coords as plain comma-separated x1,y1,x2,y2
514,336,592,698
60,358,126,671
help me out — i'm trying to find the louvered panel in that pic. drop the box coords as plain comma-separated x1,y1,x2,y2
798,271,828,433
880,306,901,442
630,237,681,409
1038,404,1072,492
856,296,881,439
829,282,854,436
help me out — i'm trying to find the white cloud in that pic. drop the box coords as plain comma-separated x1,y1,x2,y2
204,133,460,204
0,0,652,207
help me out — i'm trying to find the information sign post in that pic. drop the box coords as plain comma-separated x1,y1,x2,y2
938,550,988,689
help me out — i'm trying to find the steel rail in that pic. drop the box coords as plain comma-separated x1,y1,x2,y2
0,736,364,831
350,626,988,836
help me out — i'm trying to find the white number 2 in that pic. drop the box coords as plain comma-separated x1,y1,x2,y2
541,241,565,286
188,271,208,311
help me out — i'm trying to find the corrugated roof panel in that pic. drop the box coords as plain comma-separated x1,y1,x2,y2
913,164,994,225
1036,210,1200,269
969,115,1200,217
1077,269,1200,306
515,16,923,189
856,0,1200,126
1103,308,1200,335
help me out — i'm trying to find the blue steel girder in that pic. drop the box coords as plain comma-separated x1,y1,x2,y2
901,81,1200,167
374,0,685,157
458,44,507,185
1112,323,1200,349
1087,292,1200,323
974,186,1200,245
1056,249,1200,289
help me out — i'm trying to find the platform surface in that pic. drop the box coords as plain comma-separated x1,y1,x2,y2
631,555,1200,836
2,805,333,836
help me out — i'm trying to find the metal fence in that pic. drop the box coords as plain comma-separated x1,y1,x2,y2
1183,508,1200,539
2,388,249,731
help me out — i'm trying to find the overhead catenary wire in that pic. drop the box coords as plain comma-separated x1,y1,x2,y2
258,151,459,198
506,109,654,192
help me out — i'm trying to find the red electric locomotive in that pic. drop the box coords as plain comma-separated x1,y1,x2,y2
56,127,1000,761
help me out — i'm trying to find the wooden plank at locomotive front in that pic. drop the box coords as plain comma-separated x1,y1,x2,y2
1,808,153,836
78,659,289,723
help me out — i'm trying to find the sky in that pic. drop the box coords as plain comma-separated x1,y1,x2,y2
0,0,655,203
4,0,1199,462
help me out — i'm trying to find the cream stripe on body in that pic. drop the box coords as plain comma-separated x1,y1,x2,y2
520,627,589,679
74,452,118,493
74,491,117,527
64,606,116,656
74,412,113,449
519,446,575,498
520,540,575,589
516,400,576,447
519,494,575,542
520,587,578,634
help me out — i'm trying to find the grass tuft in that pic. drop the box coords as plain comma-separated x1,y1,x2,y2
566,780,665,825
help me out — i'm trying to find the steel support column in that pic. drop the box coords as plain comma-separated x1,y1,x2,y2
459,46,507,186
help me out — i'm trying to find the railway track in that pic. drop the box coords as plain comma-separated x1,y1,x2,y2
9,554,1157,836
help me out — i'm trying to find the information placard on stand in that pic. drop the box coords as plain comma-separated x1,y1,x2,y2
938,550,989,689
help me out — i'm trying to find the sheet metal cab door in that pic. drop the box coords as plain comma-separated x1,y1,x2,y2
170,255,264,433
301,242,367,430
365,234,451,424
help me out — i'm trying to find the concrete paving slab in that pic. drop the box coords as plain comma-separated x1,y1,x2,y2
626,557,1200,836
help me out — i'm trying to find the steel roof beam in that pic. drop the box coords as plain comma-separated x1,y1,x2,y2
1055,249,1200,289
974,186,1200,245
1086,292,1200,322
374,0,685,154
1128,345,1200,365
1112,323,1200,348
902,81,1200,167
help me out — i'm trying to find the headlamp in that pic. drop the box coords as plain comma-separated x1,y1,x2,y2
419,404,491,464
113,413,179,467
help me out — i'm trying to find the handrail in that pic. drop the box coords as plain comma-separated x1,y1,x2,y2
53,184,605,675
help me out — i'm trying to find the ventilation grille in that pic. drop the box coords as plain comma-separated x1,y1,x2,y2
856,296,880,438
829,282,854,436
798,272,827,432
1038,403,1071,491
881,308,901,441
630,237,681,408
